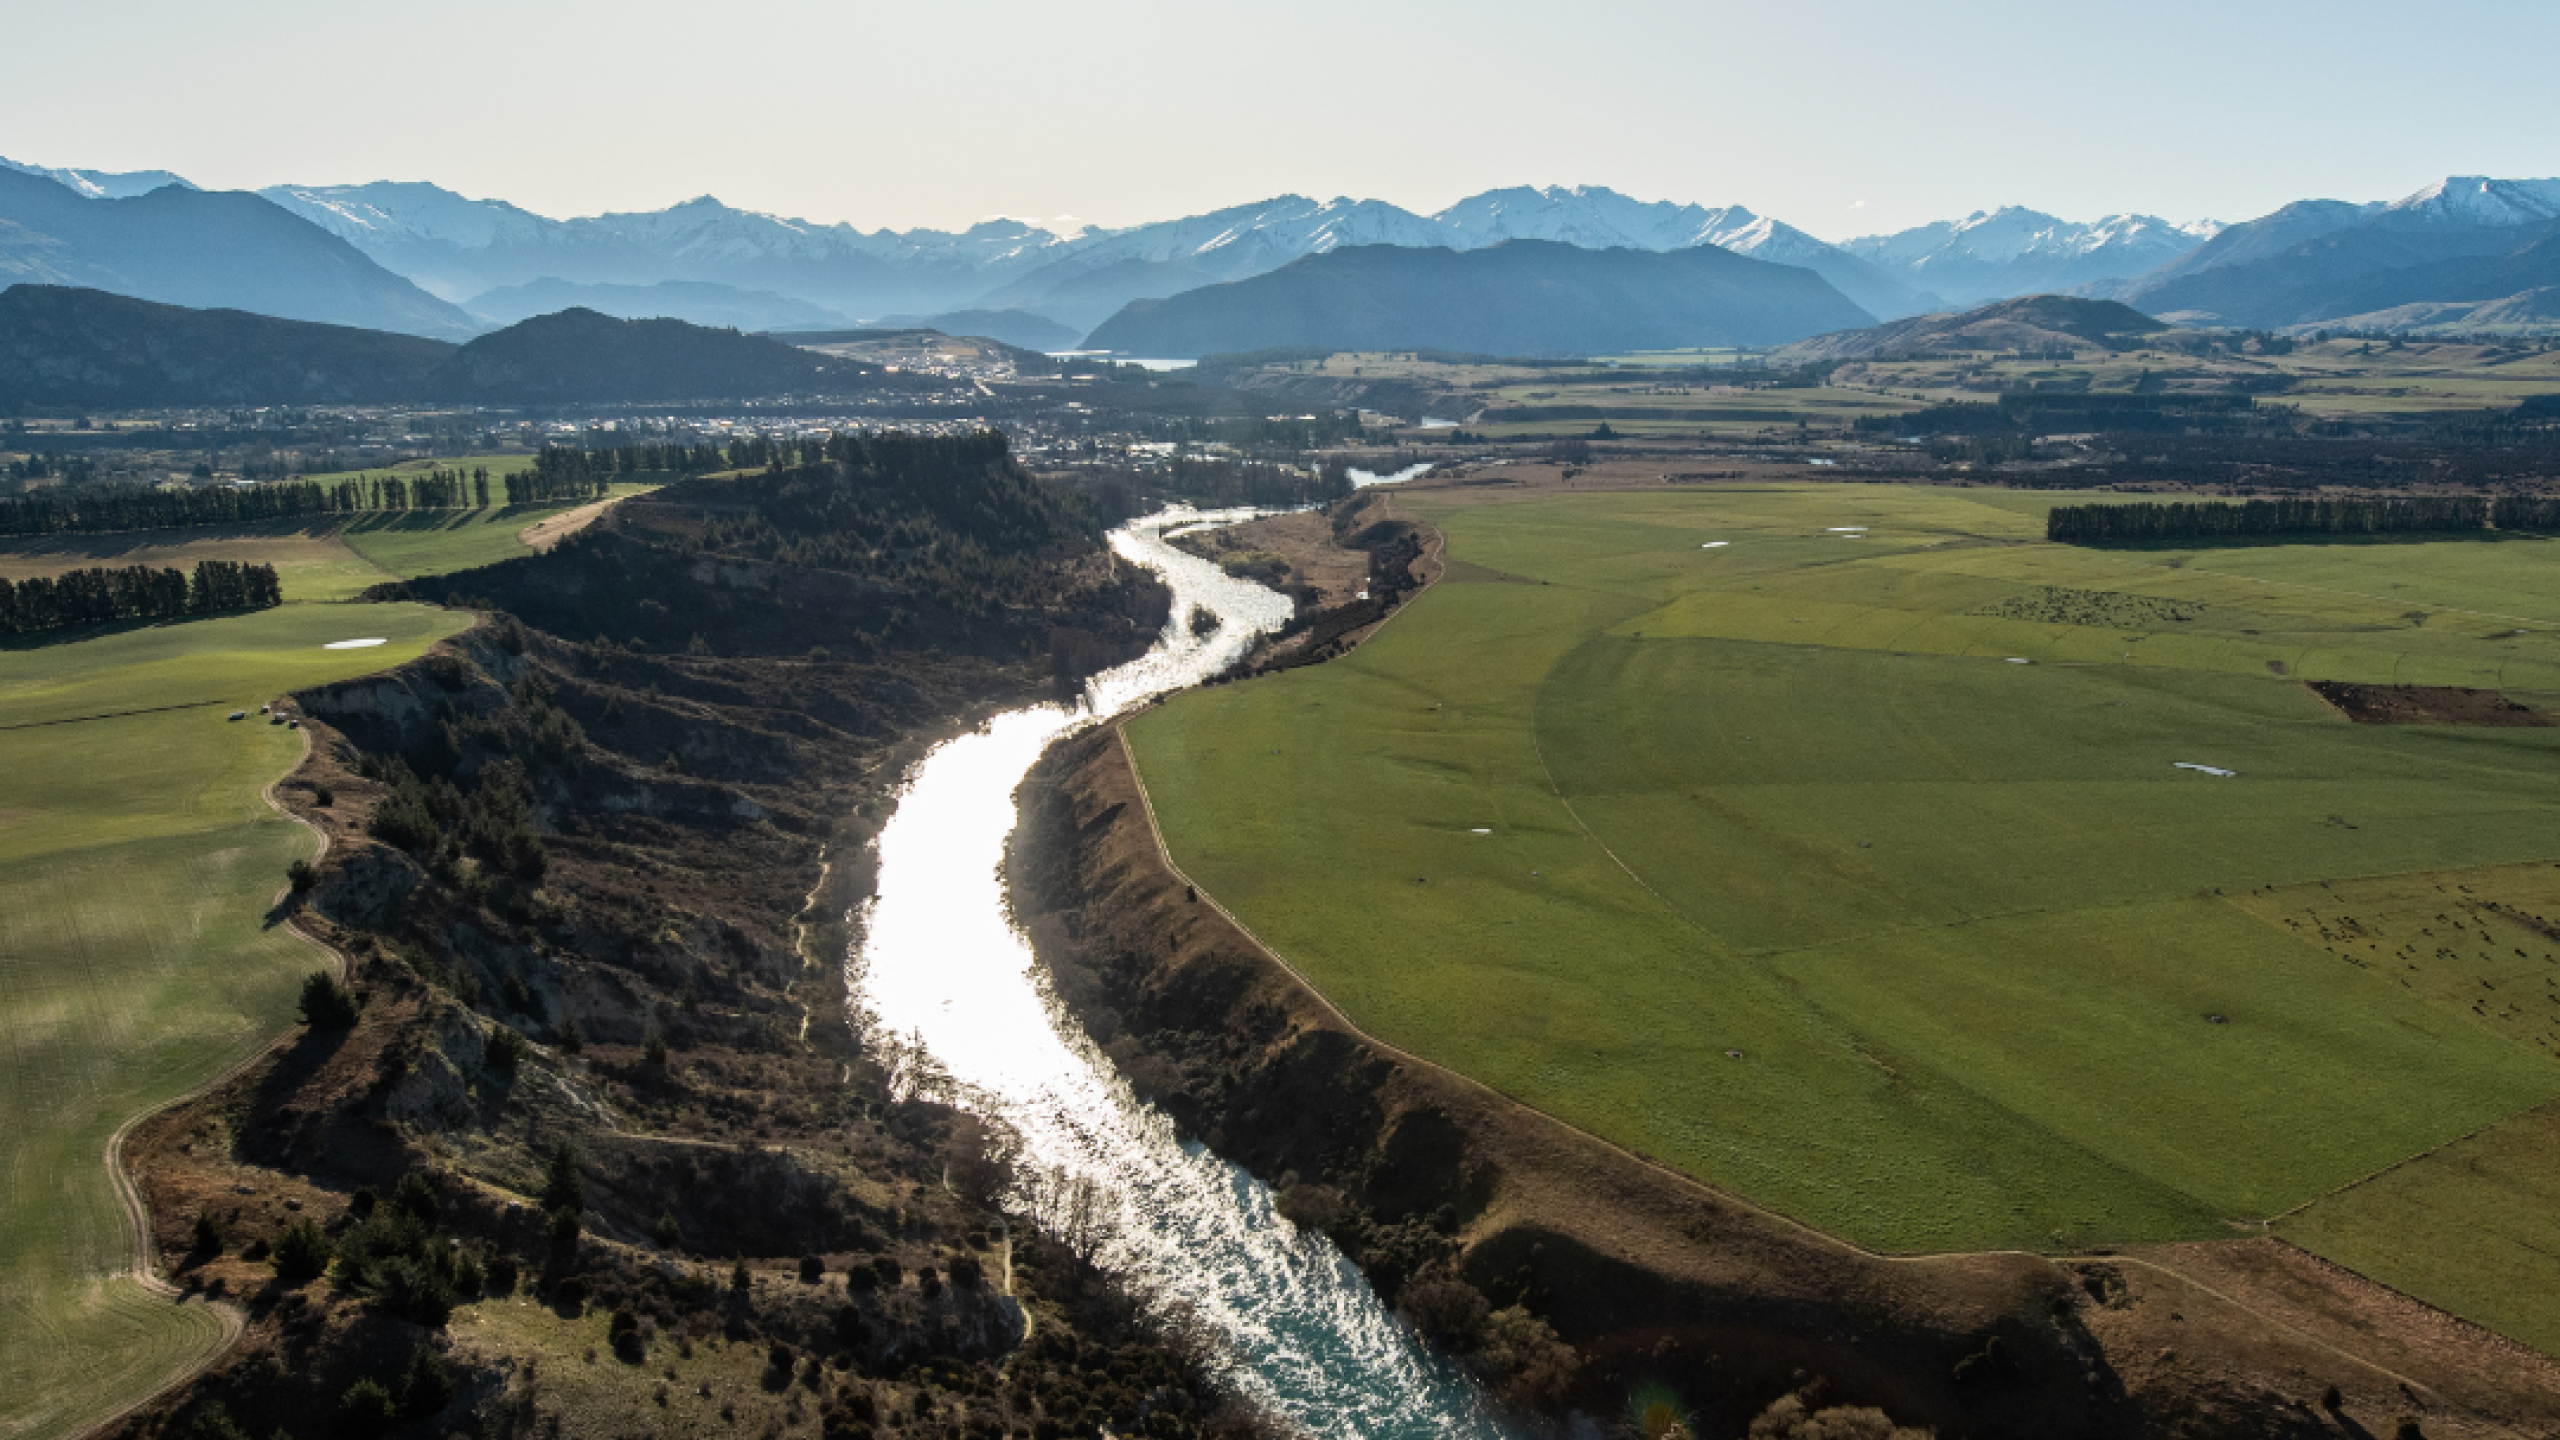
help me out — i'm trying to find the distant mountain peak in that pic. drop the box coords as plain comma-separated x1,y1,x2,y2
0,155,196,200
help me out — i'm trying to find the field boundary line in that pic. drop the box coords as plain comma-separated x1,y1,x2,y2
0,700,226,732
2262,1091,2560,1226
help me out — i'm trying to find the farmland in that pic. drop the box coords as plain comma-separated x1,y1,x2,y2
0,482,661,602
0,456,592,1438
1124,480,2560,1341
0,603,467,1440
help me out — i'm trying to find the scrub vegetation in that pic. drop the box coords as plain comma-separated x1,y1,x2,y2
1125,480,2560,1335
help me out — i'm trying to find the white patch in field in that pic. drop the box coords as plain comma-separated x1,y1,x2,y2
2175,763,2237,777
1825,526,1867,533
324,638,388,650
1700,541,1729,548
2006,657,2033,664
1470,828,1492,834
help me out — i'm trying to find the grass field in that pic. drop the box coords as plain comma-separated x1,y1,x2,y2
1127,484,2560,1289
0,483,659,603
0,604,469,1440
0,470,657,1436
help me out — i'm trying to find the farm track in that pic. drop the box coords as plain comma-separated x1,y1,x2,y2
67,624,441,1440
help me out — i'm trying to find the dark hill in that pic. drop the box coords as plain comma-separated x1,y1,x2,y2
0,166,480,339
424,307,887,404
1777,295,2164,362
0,285,454,410
1082,240,1874,358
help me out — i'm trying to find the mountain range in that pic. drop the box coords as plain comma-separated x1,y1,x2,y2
7,152,2560,359
1082,240,1876,358
248,178,2214,336
2104,177,2560,331
0,166,481,339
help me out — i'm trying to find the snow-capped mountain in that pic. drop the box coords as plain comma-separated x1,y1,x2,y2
1422,186,1937,318
2381,176,2560,229
0,156,195,199
1845,208,2220,307
2120,176,2560,330
260,181,1092,313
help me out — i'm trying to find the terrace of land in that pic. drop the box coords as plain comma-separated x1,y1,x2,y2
1125,470,2560,1354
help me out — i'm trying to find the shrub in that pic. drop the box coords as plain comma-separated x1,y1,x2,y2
731,1259,752,1291
391,1171,440,1226
540,1141,585,1214
653,1212,681,1250
339,1379,395,1437
297,972,358,1029
643,1029,669,1068
286,859,315,893
398,1345,455,1418
948,1253,983,1289
548,1208,582,1253
487,1025,529,1075
272,1209,330,1276
799,1254,825,1283
1397,1274,1490,1347
190,1211,225,1258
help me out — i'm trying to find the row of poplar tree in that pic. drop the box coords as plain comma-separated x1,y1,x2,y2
2048,495,2560,543
0,445,745,539
0,559,282,635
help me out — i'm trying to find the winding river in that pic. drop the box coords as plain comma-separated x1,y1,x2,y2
847,509,1518,1438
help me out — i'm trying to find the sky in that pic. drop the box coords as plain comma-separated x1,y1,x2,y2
6,0,2558,240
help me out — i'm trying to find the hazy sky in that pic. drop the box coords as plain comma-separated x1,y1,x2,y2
7,0,2557,239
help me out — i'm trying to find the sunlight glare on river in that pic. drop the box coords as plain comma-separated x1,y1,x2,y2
848,508,1520,1438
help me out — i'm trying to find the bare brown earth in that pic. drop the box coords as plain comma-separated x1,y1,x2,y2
2308,681,2555,726
516,497,619,553
1012,490,2560,1440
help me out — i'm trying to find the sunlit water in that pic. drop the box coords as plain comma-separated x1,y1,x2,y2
849,508,1519,1438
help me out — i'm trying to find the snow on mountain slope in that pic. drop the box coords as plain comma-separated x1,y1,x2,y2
1844,207,2219,306
0,157,195,199
2378,176,2560,228
261,181,554,249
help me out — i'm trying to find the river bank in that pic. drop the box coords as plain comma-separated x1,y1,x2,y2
102,446,1302,1440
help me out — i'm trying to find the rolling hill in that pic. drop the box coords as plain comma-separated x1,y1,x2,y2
1081,240,1875,359
422,307,885,404
1776,294,2165,362
0,290,898,409
0,167,481,339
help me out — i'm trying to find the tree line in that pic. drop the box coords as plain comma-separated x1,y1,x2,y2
2047,496,2504,543
0,559,283,635
0,444,749,538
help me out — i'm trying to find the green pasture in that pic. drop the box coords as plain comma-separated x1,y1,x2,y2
1128,484,2560,1271
2280,1099,2560,1357
0,604,467,1438
0,482,656,604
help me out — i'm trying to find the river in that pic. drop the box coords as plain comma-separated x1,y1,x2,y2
847,508,1519,1438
